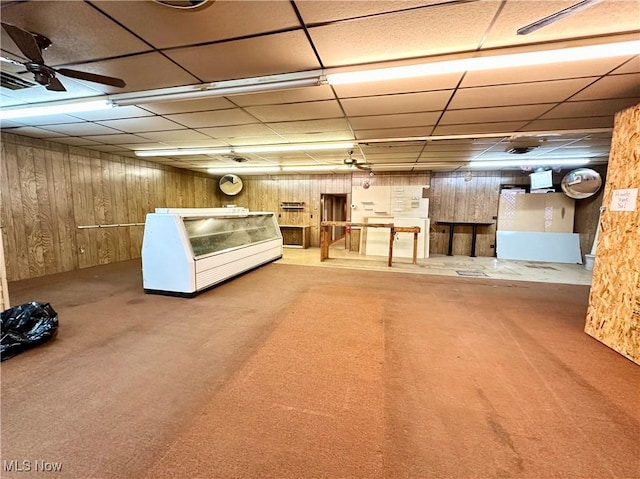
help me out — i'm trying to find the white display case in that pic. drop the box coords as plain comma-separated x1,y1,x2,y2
142,208,283,296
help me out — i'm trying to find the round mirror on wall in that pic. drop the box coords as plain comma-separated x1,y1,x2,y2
153,0,212,9
219,174,243,196
561,168,603,199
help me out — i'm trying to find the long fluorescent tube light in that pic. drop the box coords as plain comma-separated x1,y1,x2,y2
326,40,640,84
135,142,354,157
0,98,113,120
207,166,281,174
281,164,351,172
135,148,233,157
235,142,354,154
113,77,322,106
469,159,590,168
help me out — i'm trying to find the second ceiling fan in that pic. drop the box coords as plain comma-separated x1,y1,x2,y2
0,22,126,92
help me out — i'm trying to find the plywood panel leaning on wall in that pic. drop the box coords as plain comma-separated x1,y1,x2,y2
585,104,640,365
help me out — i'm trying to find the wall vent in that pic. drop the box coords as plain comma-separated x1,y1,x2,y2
1,72,37,90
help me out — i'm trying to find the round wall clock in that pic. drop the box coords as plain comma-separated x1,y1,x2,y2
219,174,243,196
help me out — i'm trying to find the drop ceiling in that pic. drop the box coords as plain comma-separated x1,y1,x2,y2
0,0,638,174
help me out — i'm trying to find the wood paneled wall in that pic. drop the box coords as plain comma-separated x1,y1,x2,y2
221,174,352,247
585,104,639,364
224,171,431,248
1,129,606,284
429,171,528,257
1,133,220,282
429,170,605,258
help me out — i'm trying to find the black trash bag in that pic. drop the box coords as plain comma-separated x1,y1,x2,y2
1,302,58,361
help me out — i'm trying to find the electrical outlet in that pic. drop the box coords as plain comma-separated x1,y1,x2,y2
490,244,495,249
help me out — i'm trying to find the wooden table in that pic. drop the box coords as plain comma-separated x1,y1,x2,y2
320,221,421,266
279,225,311,249
436,221,493,257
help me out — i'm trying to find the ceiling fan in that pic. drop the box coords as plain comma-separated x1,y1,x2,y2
0,22,126,92
517,0,604,35
343,150,372,172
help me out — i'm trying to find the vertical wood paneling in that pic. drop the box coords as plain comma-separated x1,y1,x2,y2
18,145,45,278
1,133,220,281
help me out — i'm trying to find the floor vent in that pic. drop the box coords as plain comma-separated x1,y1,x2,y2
1,72,37,90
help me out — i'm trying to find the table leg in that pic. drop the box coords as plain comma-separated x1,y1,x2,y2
447,224,454,256
470,224,478,257
412,232,418,264
388,228,394,267
320,226,328,261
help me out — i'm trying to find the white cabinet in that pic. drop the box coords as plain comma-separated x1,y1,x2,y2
142,208,282,296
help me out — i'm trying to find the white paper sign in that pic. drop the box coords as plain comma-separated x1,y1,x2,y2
610,188,638,212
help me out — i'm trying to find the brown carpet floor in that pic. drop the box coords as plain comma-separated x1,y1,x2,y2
1,260,638,479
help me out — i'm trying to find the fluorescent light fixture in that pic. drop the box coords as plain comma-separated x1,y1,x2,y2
112,71,324,106
136,148,232,157
207,166,281,174
135,142,353,157
469,159,590,168
0,98,113,120
235,142,354,154
326,40,640,84
281,164,350,172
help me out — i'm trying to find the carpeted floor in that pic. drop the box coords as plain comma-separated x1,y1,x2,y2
1,260,638,478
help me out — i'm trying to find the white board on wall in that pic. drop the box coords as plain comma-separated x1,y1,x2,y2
351,185,429,223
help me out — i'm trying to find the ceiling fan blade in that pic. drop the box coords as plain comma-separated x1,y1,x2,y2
46,76,66,92
1,22,44,63
0,55,24,67
517,0,604,35
56,67,126,88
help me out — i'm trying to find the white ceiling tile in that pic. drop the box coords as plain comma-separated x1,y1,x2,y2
96,117,186,133
136,129,211,142
332,73,464,98
540,98,640,119
48,137,102,146
82,144,128,152
440,104,553,124
5,114,86,126
521,117,614,131
449,78,597,109
166,109,258,128
461,56,634,88
40,122,122,136
159,139,231,148
355,126,433,139
341,90,452,116
0,79,105,104
296,1,441,24
349,112,440,130
69,53,199,95
71,106,155,121
1,1,149,64
137,97,236,115
569,73,640,101
309,2,500,66
482,0,640,50
5,127,71,138
196,124,277,138
91,0,300,48
267,118,351,134
165,31,321,82
433,121,528,135
231,85,335,107
244,100,344,122
224,136,289,146
281,132,355,143
612,56,640,74
82,134,154,144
